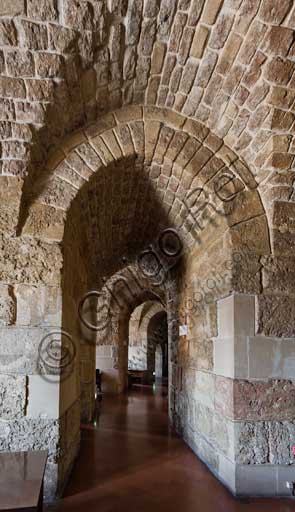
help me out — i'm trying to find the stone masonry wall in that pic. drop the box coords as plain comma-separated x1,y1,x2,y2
1,0,295,500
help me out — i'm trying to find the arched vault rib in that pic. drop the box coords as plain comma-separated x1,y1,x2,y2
19,106,268,258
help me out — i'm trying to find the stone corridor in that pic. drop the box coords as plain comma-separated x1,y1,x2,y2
46,387,295,512
1,0,295,506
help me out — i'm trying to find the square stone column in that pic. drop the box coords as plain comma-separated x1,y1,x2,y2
212,293,295,497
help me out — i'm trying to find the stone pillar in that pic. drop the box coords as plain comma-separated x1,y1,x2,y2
0,276,83,501
212,293,295,497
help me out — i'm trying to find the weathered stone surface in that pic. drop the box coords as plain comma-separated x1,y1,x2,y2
262,26,294,57
140,19,156,56
0,235,62,285
0,417,60,460
35,52,65,78
256,294,295,337
6,51,35,78
234,380,295,421
0,0,24,15
126,0,143,45
259,0,293,24
14,284,62,327
265,57,295,85
0,375,26,420
189,337,213,370
20,20,48,50
0,0,294,500
49,25,77,53
262,255,295,296
201,0,223,24
0,20,17,46
237,420,295,464
209,13,234,50
158,0,176,38
191,25,209,58
0,285,16,326
0,76,25,99
196,50,218,87
0,176,23,234
27,0,58,20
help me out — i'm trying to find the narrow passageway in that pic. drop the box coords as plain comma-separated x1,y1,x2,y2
47,387,294,512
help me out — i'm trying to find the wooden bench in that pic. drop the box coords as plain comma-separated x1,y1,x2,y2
0,451,47,511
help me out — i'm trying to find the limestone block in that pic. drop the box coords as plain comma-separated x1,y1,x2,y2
0,76,26,99
0,20,17,46
217,293,255,338
195,50,218,87
277,466,295,497
49,25,77,53
6,51,35,78
0,0,24,15
14,285,62,327
214,335,248,379
261,256,295,297
26,375,60,419
20,20,48,50
201,0,223,24
214,375,234,418
22,204,65,241
233,379,295,421
126,0,143,45
0,417,59,461
209,13,234,50
0,375,26,420
236,420,295,465
211,411,235,460
256,294,295,337
35,52,65,78
259,0,293,24
248,335,295,379
229,215,271,255
189,337,213,370
0,285,16,326
27,0,58,20
235,464,277,497
191,25,209,58
0,326,60,375
178,26,194,65
266,57,295,85
185,428,219,473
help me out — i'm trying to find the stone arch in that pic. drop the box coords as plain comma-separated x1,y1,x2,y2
20,105,269,255
6,103,274,500
1,103,283,501
146,309,168,384
128,301,168,381
92,265,169,394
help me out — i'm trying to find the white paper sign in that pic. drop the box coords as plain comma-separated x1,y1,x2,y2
179,325,188,336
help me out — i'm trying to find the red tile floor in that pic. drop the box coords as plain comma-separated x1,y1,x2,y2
47,385,295,512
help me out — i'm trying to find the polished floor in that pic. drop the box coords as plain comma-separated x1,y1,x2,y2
47,385,295,512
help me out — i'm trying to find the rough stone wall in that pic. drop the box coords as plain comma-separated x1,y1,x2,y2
0,1,294,252
173,211,295,496
1,0,295,499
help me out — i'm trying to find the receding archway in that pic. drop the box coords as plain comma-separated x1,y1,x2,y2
3,105,276,500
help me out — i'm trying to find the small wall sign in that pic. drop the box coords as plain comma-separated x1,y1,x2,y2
179,324,188,336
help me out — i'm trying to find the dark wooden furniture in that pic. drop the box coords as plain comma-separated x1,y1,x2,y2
0,450,47,511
